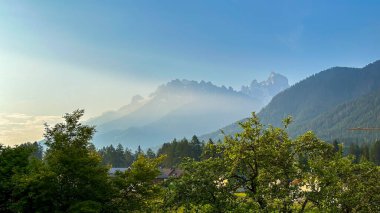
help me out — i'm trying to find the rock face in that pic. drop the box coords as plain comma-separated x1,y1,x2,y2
87,73,289,149
240,72,289,105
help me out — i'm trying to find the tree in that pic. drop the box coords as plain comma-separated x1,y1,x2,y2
190,135,202,160
201,139,220,160
0,143,37,212
114,144,127,167
158,137,203,167
99,145,116,166
12,110,111,212
305,149,380,212
223,113,335,212
349,143,361,163
146,148,156,159
332,139,340,153
164,158,241,212
136,145,144,156
370,140,380,165
124,148,135,167
111,154,165,212
360,143,370,161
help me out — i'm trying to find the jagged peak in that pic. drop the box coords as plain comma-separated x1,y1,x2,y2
240,72,289,101
151,72,290,100
245,72,288,88
268,71,277,78
152,79,240,97
266,72,288,82
162,79,218,89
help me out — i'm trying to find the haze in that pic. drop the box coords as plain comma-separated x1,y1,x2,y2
1,0,380,145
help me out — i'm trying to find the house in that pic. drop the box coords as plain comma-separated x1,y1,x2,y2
155,168,183,183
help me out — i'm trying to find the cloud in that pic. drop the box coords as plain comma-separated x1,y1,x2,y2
0,113,62,146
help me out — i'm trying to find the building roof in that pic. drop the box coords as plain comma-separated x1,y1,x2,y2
156,168,184,179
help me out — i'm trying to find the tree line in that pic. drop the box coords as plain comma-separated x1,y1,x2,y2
345,140,380,164
98,136,380,170
0,110,379,212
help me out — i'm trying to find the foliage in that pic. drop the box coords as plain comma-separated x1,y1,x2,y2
201,139,222,160
99,144,135,168
214,112,379,212
1,110,379,212
344,140,380,165
11,110,111,212
110,154,165,212
306,154,380,212
164,158,239,212
222,113,319,211
146,148,156,159
370,140,380,165
0,143,38,212
291,91,380,144
157,136,203,167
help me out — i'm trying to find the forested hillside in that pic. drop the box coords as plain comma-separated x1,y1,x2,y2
261,60,380,135
291,91,380,142
202,60,380,143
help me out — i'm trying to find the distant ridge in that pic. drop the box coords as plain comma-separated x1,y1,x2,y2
88,73,289,149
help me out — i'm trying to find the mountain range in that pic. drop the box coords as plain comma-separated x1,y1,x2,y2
88,73,289,149
202,60,380,144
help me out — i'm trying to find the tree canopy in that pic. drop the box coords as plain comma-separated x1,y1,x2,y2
0,110,379,212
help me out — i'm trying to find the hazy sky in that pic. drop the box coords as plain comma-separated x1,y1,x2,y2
1,0,380,145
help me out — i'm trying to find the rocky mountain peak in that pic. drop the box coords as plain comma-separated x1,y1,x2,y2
241,72,289,104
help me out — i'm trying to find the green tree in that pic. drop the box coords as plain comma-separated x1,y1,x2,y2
370,140,380,165
136,145,144,156
190,135,202,160
158,137,203,167
13,110,111,212
0,143,37,212
99,145,116,166
360,143,370,161
146,148,156,159
114,144,127,167
332,139,340,153
111,154,165,212
349,143,361,163
164,158,240,212
306,151,380,212
124,147,135,167
201,139,220,160
223,113,334,212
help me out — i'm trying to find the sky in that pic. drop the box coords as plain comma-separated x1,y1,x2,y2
1,0,380,145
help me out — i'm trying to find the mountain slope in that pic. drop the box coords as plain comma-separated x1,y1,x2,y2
292,91,380,142
95,92,261,149
201,60,380,142
87,95,147,127
90,73,289,149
